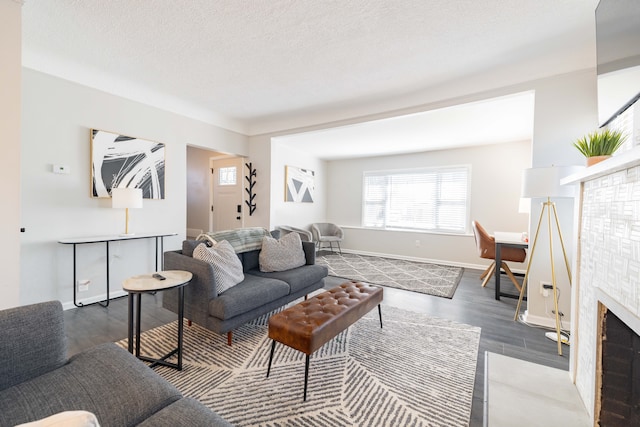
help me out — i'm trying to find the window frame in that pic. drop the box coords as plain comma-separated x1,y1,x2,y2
218,166,237,186
361,165,471,234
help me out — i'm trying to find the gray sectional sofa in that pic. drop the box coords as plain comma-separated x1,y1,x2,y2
0,300,230,427
163,228,328,345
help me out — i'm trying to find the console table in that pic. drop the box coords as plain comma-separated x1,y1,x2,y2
58,232,177,308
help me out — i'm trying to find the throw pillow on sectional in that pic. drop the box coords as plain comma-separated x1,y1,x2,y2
259,231,306,272
193,240,244,294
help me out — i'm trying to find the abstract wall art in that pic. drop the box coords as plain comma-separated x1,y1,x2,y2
285,165,314,203
90,129,165,199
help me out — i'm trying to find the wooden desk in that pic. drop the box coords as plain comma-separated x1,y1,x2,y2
494,232,528,300
58,232,177,307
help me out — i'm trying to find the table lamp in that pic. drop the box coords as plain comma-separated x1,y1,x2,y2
514,165,581,355
111,187,143,236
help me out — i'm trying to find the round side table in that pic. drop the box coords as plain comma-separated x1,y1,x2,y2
123,270,192,370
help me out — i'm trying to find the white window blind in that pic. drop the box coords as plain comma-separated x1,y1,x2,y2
362,166,470,233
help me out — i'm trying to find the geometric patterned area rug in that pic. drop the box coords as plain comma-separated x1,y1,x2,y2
317,253,465,299
117,304,480,427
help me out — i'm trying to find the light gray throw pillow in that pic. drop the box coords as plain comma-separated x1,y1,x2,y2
193,240,244,294
259,232,306,272
16,411,100,427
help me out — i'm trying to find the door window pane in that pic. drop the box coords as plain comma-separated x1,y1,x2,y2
219,167,237,186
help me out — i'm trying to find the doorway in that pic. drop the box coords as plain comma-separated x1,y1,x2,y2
186,146,244,237
210,156,244,232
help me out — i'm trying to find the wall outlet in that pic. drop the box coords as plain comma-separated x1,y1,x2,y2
77,279,90,292
415,240,421,247
53,164,70,174
540,281,552,297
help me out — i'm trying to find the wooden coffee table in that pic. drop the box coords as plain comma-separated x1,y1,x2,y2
123,270,192,370
266,281,383,401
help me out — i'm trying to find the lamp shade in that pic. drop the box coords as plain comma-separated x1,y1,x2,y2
111,187,143,208
521,166,582,199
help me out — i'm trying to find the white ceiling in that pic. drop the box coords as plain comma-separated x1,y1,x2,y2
276,91,535,159
21,0,599,157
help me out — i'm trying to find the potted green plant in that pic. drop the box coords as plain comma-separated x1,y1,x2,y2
573,129,627,166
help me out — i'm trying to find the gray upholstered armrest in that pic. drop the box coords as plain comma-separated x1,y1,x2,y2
163,250,223,327
0,301,67,391
302,241,316,265
164,251,219,300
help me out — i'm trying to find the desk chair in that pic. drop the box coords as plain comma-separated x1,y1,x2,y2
472,220,526,290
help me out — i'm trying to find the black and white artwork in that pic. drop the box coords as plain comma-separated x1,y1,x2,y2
285,165,314,203
91,129,165,199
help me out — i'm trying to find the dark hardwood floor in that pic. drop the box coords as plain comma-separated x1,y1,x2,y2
64,264,569,427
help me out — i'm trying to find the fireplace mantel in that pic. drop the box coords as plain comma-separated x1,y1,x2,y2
562,145,640,185
567,144,640,424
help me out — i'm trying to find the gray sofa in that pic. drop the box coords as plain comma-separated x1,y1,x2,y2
163,229,328,345
0,301,230,427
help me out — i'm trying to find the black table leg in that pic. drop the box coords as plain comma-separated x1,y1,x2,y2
177,286,184,370
98,242,110,307
72,244,83,307
378,304,383,328
128,293,134,354
303,354,310,401
267,340,276,378
135,293,142,357
130,283,188,371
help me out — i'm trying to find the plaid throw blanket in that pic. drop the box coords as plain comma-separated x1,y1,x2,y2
204,227,269,253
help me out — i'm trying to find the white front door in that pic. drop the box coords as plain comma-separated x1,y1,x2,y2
210,157,244,232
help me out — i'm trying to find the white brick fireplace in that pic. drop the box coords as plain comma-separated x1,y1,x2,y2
566,147,640,425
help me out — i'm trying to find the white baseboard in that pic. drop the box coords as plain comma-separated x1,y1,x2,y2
62,290,127,311
520,310,572,332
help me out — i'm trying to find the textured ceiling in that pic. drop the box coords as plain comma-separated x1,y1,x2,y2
22,0,598,148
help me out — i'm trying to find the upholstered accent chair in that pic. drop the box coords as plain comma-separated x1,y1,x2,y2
471,220,526,290
276,225,313,242
311,223,344,255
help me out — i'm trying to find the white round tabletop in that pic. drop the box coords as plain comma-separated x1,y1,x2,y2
122,270,193,293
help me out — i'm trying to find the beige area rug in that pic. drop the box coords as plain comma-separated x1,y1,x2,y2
117,304,481,427
317,253,464,298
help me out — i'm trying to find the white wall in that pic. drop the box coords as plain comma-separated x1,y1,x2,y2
245,135,272,228
524,70,597,328
326,140,531,266
0,0,22,310
186,146,215,234
269,139,328,231
20,69,249,308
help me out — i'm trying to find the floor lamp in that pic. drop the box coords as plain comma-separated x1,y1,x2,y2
514,166,580,356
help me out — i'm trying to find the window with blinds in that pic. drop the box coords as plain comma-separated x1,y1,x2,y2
362,166,470,233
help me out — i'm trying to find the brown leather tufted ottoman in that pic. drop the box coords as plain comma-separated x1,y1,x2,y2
266,281,383,401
